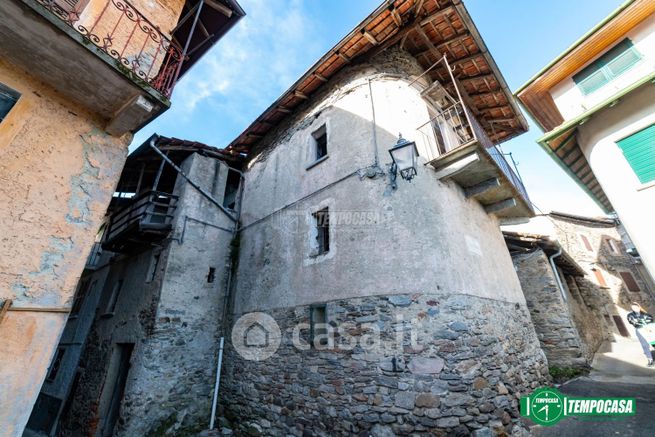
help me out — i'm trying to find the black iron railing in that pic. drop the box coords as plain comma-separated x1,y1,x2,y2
35,0,184,97
468,115,531,205
418,101,531,205
104,191,178,244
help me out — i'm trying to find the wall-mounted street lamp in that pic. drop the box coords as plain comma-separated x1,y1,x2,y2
388,134,418,189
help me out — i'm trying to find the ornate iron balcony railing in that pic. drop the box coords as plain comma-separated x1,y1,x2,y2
35,0,184,98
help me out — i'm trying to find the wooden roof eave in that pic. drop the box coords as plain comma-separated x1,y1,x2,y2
226,0,527,157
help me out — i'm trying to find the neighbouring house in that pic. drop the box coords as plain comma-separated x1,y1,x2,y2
26,135,243,436
0,1,244,435
504,211,655,369
218,0,550,434
515,0,655,282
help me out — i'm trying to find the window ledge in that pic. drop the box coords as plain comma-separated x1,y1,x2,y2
306,155,329,171
637,180,655,192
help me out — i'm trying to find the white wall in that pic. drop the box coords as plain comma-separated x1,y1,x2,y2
577,83,655,281
550,16,655,121
235,51,527,314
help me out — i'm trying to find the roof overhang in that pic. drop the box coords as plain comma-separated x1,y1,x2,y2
173,0,245,79
224,0,528,159
503,231,585,276
513,0,655,214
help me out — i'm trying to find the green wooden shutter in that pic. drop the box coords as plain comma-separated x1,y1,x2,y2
617,123,655,184
573,39,642,95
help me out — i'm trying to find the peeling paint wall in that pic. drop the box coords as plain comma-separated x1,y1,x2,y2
0,58,130,436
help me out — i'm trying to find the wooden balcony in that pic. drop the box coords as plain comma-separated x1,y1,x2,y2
418,102,533,220
102,190,178,253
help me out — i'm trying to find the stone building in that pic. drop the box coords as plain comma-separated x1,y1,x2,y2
505,211,655,369
0,1,243,435
26,135,244,436
218,1,550,435
31,1,558,435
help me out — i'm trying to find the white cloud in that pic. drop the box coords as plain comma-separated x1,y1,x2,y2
172,0,323,115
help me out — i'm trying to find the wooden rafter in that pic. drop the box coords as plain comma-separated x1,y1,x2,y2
361,29,379,45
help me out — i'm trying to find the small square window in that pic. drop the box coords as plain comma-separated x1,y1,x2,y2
313,125,327,161
313,207,330,256
46,348,66,382
207,267,216,283
619,271,640,292
310,305,328,348
579,234,593,252
0,83,20,123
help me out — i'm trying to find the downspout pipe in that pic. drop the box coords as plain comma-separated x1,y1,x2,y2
548,248,567,302
210,172,245,430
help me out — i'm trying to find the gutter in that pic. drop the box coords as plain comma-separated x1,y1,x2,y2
514,0,635,94
548,248,568,302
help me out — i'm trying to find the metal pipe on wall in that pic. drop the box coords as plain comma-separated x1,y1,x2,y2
549,248,568,302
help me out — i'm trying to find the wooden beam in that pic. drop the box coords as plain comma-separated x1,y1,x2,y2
314,73,328,82
277,106,292,114
247,133,263,139
419,5,454,26
390,7,402,26
451,52,485,68
415,0,427,16
336,51,350,63
459,73,495,84
485,198,517,214
480,104,508,113
414,24,444,60
361,29,378,45
294,91,309,100
0,299,11,325
205,0,233,17
464,177,500,198
416,33,470,58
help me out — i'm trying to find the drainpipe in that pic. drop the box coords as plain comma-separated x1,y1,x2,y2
548,248,567,302
209,171,245,430
209,337,225,429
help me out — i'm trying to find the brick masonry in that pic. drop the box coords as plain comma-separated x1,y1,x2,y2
221,292,550,436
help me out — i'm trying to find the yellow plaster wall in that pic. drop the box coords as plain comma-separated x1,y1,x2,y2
0,57,131,436
76,0,187,81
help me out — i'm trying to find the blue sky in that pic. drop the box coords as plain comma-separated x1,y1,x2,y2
133,0,624,217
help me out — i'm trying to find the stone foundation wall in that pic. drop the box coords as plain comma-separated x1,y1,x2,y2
511,249,603,368
221,292,550,436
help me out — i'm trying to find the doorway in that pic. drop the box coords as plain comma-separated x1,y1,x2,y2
99,343,134,436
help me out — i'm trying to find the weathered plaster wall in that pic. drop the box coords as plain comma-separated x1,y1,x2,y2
0,57,130,436
61,153,236,436
224,48,546,434
235,48,527,314
222,292,550,435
